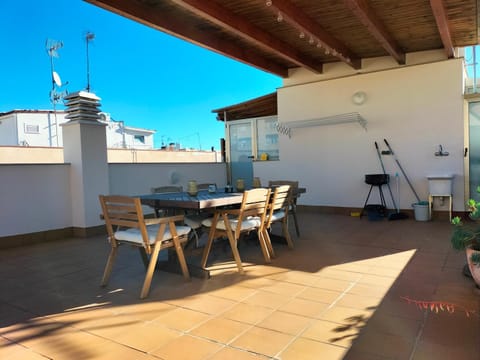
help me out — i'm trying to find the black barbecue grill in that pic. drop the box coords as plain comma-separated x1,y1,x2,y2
361,174,390,219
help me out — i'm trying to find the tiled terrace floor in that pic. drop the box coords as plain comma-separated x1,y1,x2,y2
1,213,479,359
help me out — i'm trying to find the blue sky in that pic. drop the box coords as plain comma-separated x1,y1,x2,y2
1,0,282,150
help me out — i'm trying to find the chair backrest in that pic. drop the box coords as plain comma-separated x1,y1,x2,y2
151,185,183,194
238,187,271,221
268,180,299,202
99,195,150,250
264,185,290,227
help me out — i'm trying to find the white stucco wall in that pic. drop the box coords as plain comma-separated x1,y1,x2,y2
108,162,228,195
0,114,18,145
0,162,227,238
255,56,466,211
0,164,72,237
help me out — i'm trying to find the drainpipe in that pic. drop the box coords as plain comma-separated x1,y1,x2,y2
474,46,477,94
224,110,232,185
121,121,126,148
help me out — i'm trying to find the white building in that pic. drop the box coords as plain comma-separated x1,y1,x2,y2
0,110,155,149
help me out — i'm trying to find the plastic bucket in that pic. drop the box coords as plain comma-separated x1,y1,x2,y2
412,201,429,221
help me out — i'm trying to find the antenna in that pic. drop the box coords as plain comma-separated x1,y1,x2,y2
46,39,68,147
85,32,95,92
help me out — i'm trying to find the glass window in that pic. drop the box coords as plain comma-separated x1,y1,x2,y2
134,135,145,144
24,124,39,134
256,117,279,160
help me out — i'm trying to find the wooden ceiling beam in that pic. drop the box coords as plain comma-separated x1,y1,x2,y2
171,0,323,73
429,0,455,58
344,0,405,64
267,0,361,69
85,0,289,77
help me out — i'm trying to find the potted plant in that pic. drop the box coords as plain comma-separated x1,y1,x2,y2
451,186,480,288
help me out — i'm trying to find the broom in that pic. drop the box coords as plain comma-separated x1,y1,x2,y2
388,172,409,220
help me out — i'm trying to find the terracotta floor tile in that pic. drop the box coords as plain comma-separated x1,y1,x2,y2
11,326,124,360
412,341,480,360
265,270,318,286
346,283,390,298
315,268,364,282
175,294,237,315
151,334,223,360
237,276,278,289
190,317,250,343
153,307,210,332
257,310,311,335
319,305,374,326
301,319,361,348
297,287,342,304
113,301,177,321
358,274,398,287
242,290,292,309
221,302,273,325
231,326,293,357
0,338,47,360
366,313,422,340
113,321,182,353
419,311,480,347
278,297,329,318
207,285,257,301
208,346,270,359
336,293,383,311
258,280,306,296
280,337,347,360
311,277,353,292
351,330,415,359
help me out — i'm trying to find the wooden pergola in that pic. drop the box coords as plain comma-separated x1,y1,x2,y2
86,0,478,78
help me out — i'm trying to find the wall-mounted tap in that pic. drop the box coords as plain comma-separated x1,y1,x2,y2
434,144,449,156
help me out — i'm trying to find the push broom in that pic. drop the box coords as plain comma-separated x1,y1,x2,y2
389,172,409,220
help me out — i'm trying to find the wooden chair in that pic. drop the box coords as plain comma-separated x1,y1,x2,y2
200,188,271,273
150,185,183,217
99,195,190,299
268,180,300,237
261,185,294,258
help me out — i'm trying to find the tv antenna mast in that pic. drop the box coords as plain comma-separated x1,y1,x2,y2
46,39,68,104
46,39,68,146
85,32,95,92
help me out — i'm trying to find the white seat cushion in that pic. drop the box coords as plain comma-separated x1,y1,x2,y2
270,210,286,222
184,214,209,229
202,216,261,231
115,224,191,245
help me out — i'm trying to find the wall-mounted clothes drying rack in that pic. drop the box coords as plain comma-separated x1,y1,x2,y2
276,112,367,138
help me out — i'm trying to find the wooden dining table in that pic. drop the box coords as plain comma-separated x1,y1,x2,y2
139,190,244,278
140,189,244,212
138,187,306,278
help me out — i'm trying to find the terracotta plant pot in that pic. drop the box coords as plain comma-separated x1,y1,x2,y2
465,247,480,288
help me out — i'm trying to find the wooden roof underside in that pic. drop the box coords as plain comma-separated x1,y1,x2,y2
212,92,277,121
85,0,478,120
86,0,479,78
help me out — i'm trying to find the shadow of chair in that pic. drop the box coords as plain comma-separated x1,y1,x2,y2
268,180,300,237
262,185,294,258
151,185,183,217
99,195,190,299
200,188,271,274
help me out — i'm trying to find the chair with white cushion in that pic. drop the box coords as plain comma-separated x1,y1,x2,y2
268,180,300,237
200,188,271,274
262,185,294,258
99,195,190,299
150,185,183,217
